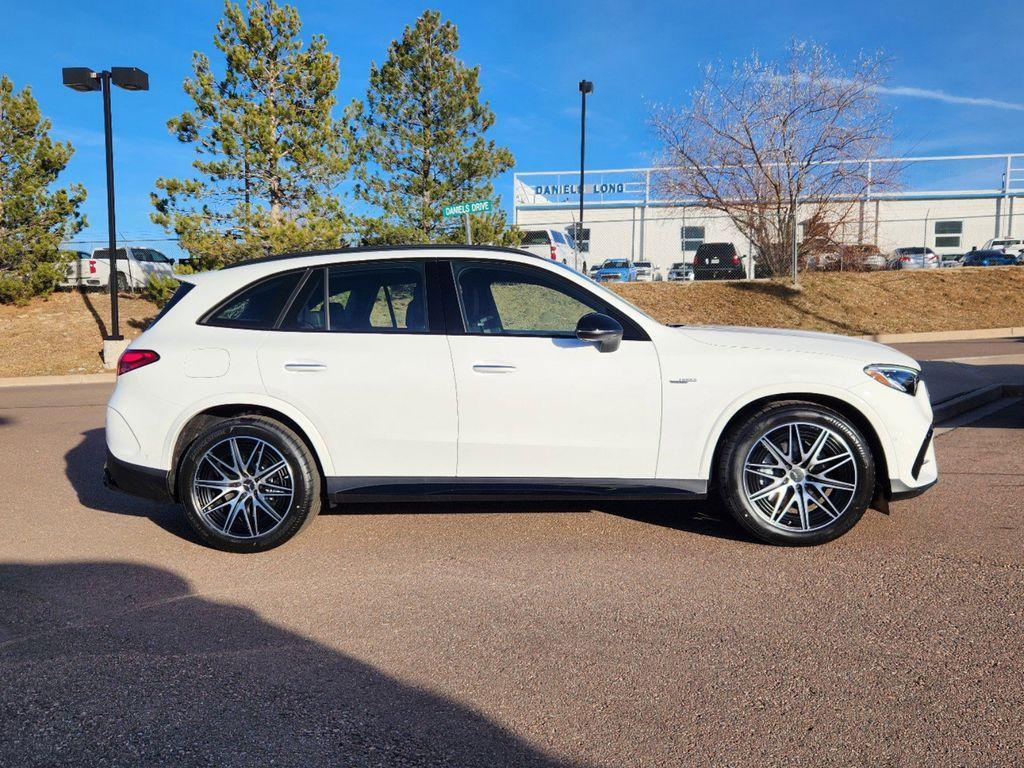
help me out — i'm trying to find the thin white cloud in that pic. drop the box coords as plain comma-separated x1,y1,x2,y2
874,84,1024,112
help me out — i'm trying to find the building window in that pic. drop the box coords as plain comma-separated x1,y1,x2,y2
681,226,705,252
934,220,962,249
570,225,590,253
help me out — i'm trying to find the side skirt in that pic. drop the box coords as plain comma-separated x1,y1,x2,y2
326,476,708,504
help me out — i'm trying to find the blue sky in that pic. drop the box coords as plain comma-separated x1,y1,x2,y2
2,0,1021,258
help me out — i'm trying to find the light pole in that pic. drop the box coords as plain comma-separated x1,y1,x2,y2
62,66,149,351
577,80,593,256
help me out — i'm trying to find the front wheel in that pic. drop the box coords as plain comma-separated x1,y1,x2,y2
716,402,875,546
179,416,322,552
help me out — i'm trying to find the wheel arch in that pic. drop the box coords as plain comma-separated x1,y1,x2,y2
703,391,893,498
166,400,332,500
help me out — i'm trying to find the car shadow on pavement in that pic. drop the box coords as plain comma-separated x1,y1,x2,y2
67,427,756,545
0,560,587,767
64,428,196,541
596,499,759,543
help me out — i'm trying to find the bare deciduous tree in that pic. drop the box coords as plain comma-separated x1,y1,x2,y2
652,40,899,278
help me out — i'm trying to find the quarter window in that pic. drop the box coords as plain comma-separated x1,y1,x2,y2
934,220,962,249
454,262,603,336
681,226,705,252
206,271,303,329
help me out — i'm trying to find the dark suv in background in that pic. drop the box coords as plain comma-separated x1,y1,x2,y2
693,243,745,280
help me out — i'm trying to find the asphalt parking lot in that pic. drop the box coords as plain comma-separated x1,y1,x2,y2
1,342,1022,767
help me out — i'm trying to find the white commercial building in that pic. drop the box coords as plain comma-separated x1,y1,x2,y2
513,153,1024,272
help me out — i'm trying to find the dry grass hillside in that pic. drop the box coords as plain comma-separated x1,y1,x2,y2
612,267,1024,335
1,267,1022,377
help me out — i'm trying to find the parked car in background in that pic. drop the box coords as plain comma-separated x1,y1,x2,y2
519,229,579,269
633,261,661,282
962,249,1020,267
592,258,636,283
693,242,744,280
666,262,695,282
982,237,1024,256
60,246,176,291
888,247,940,270
104,245,937,551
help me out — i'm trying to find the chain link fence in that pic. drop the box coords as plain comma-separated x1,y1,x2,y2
515,203,1022,282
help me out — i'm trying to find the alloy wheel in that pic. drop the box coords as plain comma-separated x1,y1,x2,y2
741,422,858,532
190,436,295,539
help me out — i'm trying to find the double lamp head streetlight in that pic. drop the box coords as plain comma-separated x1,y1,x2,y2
61,66,149,346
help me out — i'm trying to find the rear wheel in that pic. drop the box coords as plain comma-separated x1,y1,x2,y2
179,416,321,552
116,272,128,292
716,402,875,546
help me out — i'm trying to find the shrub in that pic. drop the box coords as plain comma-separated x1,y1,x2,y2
142,273,180,308
0,275,29,305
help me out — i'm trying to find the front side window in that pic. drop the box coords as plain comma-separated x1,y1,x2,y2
454,262,604,336
206,271,303,329
326,262,427,332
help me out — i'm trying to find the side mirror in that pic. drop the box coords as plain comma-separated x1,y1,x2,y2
576,312,623,353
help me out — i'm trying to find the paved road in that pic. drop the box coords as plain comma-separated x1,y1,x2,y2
1,382,1022,767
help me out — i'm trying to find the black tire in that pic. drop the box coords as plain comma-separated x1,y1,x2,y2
716,401,875,546
116,272,129,292
178,416,322,552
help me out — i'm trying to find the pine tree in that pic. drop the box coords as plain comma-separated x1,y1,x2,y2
0,75,86,304
347,10,516,245
152,0,350,270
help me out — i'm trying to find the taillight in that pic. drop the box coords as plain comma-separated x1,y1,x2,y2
732,254,740,265
117,349,160,376
549,245,557,260
901,255,912,262
89,260,97,274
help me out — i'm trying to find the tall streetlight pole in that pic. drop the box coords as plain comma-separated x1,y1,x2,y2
577,80,593,256
62,66,149,362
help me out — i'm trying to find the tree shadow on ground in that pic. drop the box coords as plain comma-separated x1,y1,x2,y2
0,560,589,767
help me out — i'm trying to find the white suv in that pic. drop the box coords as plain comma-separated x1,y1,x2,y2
105,246,937,552
518,229,579,269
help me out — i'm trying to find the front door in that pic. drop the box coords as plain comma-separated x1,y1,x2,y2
444,260,661,479
258,260,458,479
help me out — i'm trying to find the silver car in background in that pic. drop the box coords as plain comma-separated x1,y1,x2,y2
888,247,940,270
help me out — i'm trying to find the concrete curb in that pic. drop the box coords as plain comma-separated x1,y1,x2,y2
0,373,116,389
861,327,1024,343
933,383,1024,424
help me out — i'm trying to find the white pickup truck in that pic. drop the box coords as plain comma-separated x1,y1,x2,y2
61,246,175,291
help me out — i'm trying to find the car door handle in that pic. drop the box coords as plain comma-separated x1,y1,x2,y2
284,362,327,372
472,363,517,374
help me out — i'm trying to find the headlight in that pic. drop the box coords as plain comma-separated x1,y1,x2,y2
864,364,920,395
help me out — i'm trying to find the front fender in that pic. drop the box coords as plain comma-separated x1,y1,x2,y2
696,383,896,479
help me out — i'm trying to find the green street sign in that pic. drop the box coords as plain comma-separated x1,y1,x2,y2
442,199,492,217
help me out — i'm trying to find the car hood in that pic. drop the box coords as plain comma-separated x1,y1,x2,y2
678,325,918,367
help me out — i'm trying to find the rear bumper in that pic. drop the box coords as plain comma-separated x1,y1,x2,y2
104,449,173,502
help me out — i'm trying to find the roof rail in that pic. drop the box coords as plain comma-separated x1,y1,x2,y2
220,243,540,270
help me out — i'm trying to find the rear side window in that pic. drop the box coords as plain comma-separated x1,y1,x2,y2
520,231,551,246
327,262,427,332
205,271,303,329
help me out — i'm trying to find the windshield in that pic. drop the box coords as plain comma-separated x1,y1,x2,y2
603,260,629,269
670,262,686,269
635,262,651,268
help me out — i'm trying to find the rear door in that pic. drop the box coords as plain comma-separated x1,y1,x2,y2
443,259,661,479
257,260,458,479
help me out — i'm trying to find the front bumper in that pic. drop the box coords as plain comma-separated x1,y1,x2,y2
104,449,173,502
